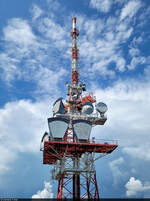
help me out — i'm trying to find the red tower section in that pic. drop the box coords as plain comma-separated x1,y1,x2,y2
41,17,118,199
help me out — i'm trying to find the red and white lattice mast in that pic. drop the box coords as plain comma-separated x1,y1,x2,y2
41,17,118,200
71,17,79,86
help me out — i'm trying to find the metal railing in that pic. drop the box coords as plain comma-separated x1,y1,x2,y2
89,138,118,145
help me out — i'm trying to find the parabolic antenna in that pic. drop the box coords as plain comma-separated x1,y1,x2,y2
40,132,49,151
96,102,108,114
53,97,65,116
82,102,94,115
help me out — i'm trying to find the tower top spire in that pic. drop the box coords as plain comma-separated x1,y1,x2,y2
71,17,79,86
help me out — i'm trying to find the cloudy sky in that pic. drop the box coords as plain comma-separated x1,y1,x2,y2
0,0,150,198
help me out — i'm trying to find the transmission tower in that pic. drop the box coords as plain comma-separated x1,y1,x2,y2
41,17,118,199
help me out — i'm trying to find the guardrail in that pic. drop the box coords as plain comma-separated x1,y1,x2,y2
89,138,118,145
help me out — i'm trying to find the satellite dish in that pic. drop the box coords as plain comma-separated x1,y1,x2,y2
53,98,65,116
96,102,108,114
82,102,94,115
40,132,49,151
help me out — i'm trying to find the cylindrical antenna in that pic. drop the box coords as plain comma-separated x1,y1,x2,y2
71,17,79,86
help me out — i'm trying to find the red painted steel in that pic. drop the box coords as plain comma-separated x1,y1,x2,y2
71,17,79,85
72,70,79,84
57,175,64,199
81,94,96,103
43,141,118,165
72,48,78,59
42,17,118,199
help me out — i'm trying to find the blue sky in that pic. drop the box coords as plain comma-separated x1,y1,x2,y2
0,0,150,198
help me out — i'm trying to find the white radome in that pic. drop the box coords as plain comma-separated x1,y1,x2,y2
96,102,108,114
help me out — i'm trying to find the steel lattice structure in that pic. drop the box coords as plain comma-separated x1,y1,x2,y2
41,17,118,200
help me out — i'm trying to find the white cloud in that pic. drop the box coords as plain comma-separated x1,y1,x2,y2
32,181,53,198
90,0,112,13
3,18,36,47
31,4,43,21
1,15,68,94
39,18,66,41
46,0,61,13
92,77,150,158
33,66,67,94
120,0,142,21
83,18,104,38
0,1,148,87
0,99,52,152
77,12,135,77
116,27,133,42
0,98,53,175
129,47,140,57
132,36,143,45
123,145,150,161
0,53,19,83
92,60,115,77
0,146,17,175
91,77,150,188
125,177,150,197
127,56,146,70
1,1,145,88
114,56,126,72
109,157,125,184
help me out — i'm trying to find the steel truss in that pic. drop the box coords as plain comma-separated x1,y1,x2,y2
50,152,107,199
43,126,117,199
42,17,118,200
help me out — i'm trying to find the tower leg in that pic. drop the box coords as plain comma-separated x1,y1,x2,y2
55,154,100,199
86,172,100,200
73,157,80,200
94,173,100,199
86,174,91,199
73,174,80,200
57,175,64,199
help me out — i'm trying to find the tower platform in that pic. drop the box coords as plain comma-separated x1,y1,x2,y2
43,139,118,165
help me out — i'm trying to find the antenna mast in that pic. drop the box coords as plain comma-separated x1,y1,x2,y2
41,17,118,200
71,17,79,86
